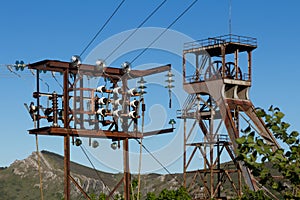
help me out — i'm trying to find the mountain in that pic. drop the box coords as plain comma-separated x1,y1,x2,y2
0,150,183,200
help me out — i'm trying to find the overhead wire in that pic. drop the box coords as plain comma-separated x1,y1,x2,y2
79,0,126,57
79,145,112,195
134,139,182,184
130,0,199,64
104,0,168,62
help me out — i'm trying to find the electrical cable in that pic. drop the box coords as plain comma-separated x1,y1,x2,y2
130,0,198,64
79,145,112,194
51,72,63,90
79,0,126,57
134,139,182,184
104,0,168,62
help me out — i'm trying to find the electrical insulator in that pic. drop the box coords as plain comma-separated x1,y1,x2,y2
130,100,139,108
52,91,58,127
96,59,106,72
92,140,99,148
127,88,137,96
96,85,106,93
75,138,82,146
113,87,122,95
111,142,118,150
138,77,147,95
98,97,108,105
29,102,37,114
71,55,81,67
113,98,123,106
112,110,122,117
128,111,138,119
121,61,131,73
96,108,108,117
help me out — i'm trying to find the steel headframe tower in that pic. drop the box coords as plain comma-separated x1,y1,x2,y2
27,59,174,200
178,34,280,199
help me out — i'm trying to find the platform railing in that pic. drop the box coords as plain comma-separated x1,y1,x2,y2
184,34,257,50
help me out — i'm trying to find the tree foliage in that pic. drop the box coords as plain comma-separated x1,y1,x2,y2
236,106,300,199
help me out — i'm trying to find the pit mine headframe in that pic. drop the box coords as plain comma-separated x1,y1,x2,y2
178,34,280,199
27,59,174,200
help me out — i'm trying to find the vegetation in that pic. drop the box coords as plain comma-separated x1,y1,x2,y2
89,179,191,200
236,106,300,199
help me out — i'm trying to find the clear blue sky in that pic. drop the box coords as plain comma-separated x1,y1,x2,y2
1,1,300,174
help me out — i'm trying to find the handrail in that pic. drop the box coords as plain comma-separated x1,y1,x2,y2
184,34,257,50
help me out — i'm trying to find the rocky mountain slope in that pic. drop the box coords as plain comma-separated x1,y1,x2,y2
0,150,183,200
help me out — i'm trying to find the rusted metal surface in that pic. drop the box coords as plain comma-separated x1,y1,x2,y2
179,34,280,199
28,59,174,200
69,175,91,200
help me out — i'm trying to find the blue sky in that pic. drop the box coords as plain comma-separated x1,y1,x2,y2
1,1,300,174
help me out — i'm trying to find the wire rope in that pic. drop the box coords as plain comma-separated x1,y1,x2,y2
80,0,126,57
130,0,198,64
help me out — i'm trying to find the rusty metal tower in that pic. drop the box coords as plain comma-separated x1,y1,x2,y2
27,59,174,200
178,34,280,199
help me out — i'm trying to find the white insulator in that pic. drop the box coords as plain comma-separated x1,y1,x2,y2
112,110,122,117
96,59,106,68
130,100,139,108
96,85,106,93
127,88,137,96
96,108,107,117
113,87,122,95
113,98,123,106
128,111,138,119
98,97,108,105
71,55,81,65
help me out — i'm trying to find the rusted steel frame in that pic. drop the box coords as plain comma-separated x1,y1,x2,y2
198,119,209,136
221,45,226,78
123,138,130,200
63,67,71,200
212,145,225,168
198,172,210,197
186,146,198,169
28,60,171,80
248,51,252,81
213,119,223,138
187,120,197,141
29,127,143,139
36,70,40,129
107,177,124,200
235,49,239,79
224,170,239,195
187,171,201,194
79,76,84,129
69,175,91,200
121,77,130,200
142,128,174,137
198,146,211,169
183,118,187,188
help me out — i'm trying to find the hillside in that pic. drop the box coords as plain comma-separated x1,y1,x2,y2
0,151,183,200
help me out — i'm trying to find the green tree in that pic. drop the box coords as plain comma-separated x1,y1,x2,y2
145,192,156,200
236,106,300,199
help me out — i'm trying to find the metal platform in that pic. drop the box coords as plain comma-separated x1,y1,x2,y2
183,34,257,56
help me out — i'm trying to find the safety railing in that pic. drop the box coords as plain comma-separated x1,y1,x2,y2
184,34,257,50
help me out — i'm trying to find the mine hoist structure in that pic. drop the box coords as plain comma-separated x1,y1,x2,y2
26,59,174,200
178,34,280,199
